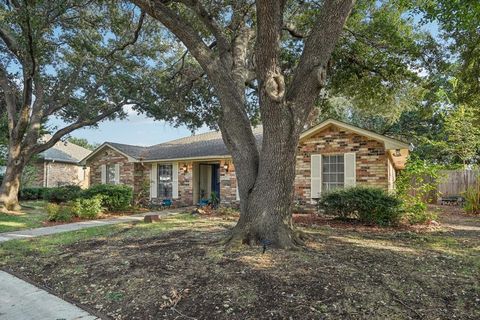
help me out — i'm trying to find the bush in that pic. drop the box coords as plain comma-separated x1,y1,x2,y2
44,185,82,203
464,183,480,215
395,155,442,223
82,184,133,211
317,187,403,226
71,195,103,219
20,187,49,200
46,203,75,222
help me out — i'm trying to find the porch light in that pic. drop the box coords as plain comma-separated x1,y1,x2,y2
82,165,87,171
394,149,402,157
223,162,229,172
182,163,188,173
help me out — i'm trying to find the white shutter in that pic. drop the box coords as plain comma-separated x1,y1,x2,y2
115,163,120,185
172,162,179,199
311,154,322,201
150,163,157,199
235,180,240,201
101,164,106,184
344,152,356,187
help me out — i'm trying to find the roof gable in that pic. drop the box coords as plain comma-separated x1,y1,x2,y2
300,119,410,150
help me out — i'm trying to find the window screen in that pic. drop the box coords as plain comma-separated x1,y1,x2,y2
322,154,344,192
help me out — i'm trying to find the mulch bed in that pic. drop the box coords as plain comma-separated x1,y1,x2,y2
2,208,479,320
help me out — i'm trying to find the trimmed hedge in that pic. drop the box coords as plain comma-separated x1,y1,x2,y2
71,195,103,219
81,184,133,211
20,187,49,200
46,203,75,222
44,185,82,203
317,187,403,226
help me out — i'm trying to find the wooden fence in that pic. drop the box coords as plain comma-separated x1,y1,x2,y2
410,169,479,203
437,169,479,196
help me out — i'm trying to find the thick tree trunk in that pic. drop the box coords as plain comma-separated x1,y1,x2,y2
0,142,30,212
0,159,25,212
227,112,305,249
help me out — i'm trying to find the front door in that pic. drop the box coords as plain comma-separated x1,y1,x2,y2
211,164,220,199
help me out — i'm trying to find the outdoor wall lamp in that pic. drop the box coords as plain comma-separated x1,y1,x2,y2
182,163,188,173
394,149,402,157
223,162,230,172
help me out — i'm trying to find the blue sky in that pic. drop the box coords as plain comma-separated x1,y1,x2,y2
57,107,210,146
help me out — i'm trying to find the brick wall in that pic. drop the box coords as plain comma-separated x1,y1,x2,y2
25,161,88,188
295,125,388,211
178,162,193,206
219,159,238,205
87,147,135,187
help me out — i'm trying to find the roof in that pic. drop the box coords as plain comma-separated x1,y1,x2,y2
82,127,263,164
82,119,409,164
40,135,92,164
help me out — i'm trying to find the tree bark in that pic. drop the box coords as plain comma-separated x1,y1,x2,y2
0,144,28,211
132,0,355,249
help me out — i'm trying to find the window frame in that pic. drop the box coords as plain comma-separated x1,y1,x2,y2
105,164,116,185
321,154,345,192
158,164,173,199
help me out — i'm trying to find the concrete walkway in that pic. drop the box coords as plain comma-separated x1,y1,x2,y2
0,208,186,243
0,270,99,319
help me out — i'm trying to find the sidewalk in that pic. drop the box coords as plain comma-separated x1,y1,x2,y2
0,270,99,320
0,208,186,243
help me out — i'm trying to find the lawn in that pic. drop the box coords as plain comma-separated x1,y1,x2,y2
0,201,48,233
0,209,479,319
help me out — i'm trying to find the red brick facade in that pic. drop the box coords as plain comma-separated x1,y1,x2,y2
294,125,390,211
86,124,396,211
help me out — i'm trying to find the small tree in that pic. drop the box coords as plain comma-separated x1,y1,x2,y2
0,1,157,210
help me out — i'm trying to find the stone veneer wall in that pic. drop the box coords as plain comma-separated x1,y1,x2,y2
294,125,388,211
177,161,193,206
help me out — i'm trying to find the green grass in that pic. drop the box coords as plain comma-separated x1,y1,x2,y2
0,213,203,265
0,201,48,233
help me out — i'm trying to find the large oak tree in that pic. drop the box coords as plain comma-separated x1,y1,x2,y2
131,0,356,248
0,0,159,210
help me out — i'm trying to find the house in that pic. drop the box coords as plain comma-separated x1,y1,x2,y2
27,136,92,188
81,119,409,211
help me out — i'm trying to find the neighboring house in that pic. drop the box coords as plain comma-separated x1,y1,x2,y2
27,136,92,188
81,119,409,211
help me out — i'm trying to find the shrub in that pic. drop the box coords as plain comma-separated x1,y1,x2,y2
46,203,75,222
82,184,133,211
20,187,49,200
395,155,442,224
44,185,82,203
317,187,403,226
464,183,480,215
71,195,103,219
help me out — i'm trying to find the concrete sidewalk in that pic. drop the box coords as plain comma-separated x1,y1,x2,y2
0,208,186,243
0,270,99,320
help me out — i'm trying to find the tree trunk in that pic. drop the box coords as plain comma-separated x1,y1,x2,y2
0,144,28,212
227,110,305,249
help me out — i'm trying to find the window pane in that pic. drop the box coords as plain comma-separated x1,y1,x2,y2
106,164,116,184
158,164,173,198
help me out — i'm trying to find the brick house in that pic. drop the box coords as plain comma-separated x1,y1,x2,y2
81,119,409,211
27,136,91,188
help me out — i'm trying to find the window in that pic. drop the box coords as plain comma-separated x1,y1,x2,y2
106,164,116,184
158,164,173,199
322,154,344,192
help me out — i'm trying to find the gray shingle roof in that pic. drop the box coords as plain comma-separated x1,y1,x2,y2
105,126,263,161
40,136,92,164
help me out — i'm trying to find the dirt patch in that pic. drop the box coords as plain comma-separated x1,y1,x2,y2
2,211,479,320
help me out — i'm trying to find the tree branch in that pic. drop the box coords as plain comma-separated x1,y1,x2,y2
31,102,126,155
286,0,356,114
105,10,145,59
179,0,230,55
131,0,218,72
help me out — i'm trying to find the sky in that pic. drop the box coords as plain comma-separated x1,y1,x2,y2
53,106,211,146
